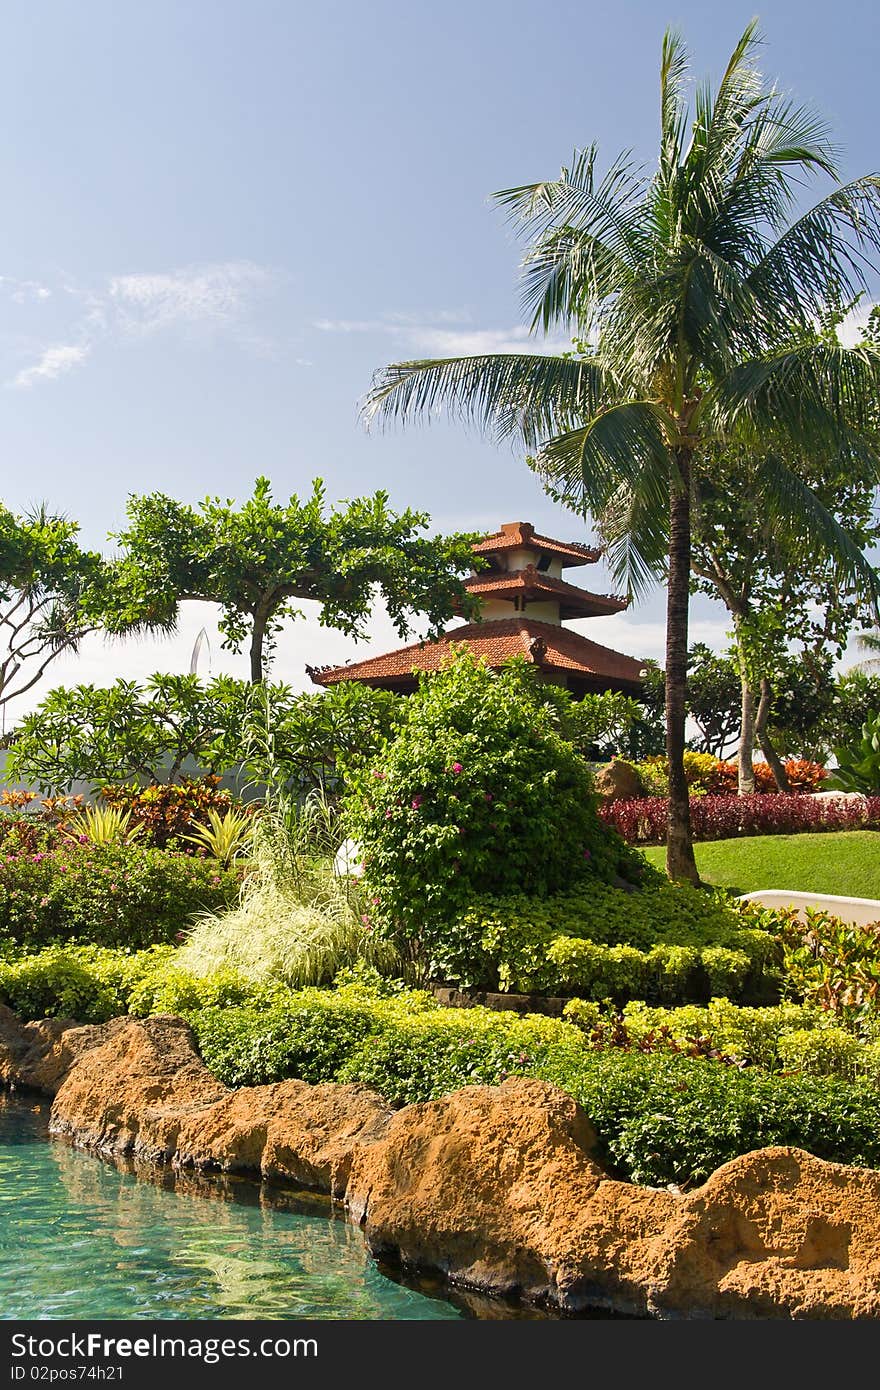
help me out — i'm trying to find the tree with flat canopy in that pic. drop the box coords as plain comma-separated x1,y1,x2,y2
363,22,880,882
110,476,481,684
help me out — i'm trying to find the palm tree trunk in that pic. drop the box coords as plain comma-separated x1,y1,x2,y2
755,676,792,792
665,450,700,884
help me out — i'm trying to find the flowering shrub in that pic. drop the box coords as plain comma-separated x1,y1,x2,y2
345,652,646,971
0,841,241,949
600,793,880,845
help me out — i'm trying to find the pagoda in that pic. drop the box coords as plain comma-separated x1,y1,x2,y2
307,521,646,697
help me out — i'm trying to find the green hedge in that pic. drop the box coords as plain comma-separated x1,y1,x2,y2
0,842,241,950
437,884,781,1003
190,988,880,1186
564,997,880,1081
2,946,879,1187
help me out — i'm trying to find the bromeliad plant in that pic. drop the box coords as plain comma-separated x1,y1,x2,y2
60,804,144,847
364,22,880,882
184,807,254,866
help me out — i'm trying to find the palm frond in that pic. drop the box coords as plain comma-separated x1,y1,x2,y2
495,146,650,279
363,352,613,448
744,176,880,329
530,400,672,596
659,27,690,176
595,479,671,597
703,341,880,455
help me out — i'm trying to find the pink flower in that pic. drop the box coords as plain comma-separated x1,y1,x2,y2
451,762,463,774
371,770,386,780
583,848,592,859
411,795,423,810
384,809,394,819
484,792,493,802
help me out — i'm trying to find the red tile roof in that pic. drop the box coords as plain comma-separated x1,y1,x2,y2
309,618,645,690
472,521,600,567
463,566,627,617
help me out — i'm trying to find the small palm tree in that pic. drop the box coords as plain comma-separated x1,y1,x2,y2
854,628,880,673
364,23,880,882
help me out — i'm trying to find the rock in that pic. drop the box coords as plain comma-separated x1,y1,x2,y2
50,1015,227,1159
593,759,643,802
0,1004,125,1095
345,1078,641,1307
650,1147,880,1319
175,1079,393,1196
48,1015,392,1195
4,1007,880,1318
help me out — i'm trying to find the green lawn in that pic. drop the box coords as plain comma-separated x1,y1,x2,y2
641,830,880,899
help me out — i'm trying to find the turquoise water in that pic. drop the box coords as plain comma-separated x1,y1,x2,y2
0,1093,463,1321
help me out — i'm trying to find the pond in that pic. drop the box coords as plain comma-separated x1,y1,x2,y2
0,1092,476,1321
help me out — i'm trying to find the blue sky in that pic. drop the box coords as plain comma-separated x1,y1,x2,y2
2,0,878,714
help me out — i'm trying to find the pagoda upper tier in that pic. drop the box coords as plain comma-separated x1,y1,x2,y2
308,520,646,696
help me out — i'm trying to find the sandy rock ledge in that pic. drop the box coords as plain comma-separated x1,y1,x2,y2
1,1006,879,1319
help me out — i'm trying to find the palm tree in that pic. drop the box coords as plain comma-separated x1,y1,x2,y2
854,628,880,673
364,22,880,883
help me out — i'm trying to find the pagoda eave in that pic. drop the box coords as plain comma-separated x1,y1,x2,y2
308,618,645,696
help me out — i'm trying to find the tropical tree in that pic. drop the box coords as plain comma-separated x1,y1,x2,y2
0,502,157,720
110,477,480,684
690,436,879,790
6,673,403,794
364,23,880,881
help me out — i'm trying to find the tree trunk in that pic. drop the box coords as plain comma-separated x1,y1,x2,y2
665,450,700,884
731,619,756,795
755,676,792,792
249,615,267,684
738,680,757,794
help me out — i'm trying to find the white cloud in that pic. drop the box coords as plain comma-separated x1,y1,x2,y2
838,300,877,347
4,261,277,389
109,261,271,334
315,314,568,357
11,342,89,389
0,276,52,304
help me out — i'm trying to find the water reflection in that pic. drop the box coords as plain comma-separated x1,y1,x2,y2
0,1093,460,1320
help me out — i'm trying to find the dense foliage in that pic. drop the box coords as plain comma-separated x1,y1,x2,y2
563,997,880,1082
188,986,880,1186
606,753,827,798
3,933,879,1186
830,713,880,793
6,675,402,796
